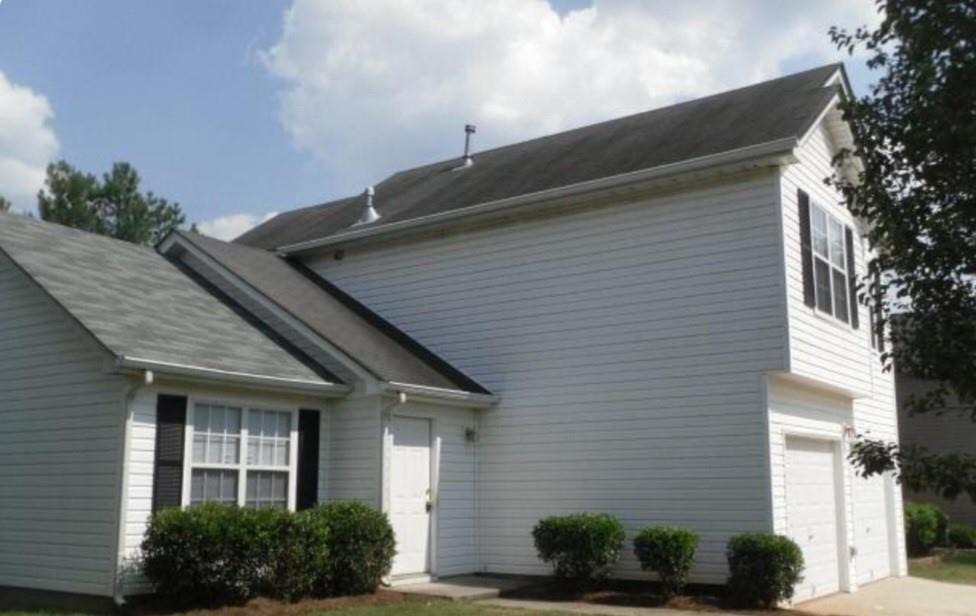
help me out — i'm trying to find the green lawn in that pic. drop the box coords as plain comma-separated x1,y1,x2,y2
910,551,976,585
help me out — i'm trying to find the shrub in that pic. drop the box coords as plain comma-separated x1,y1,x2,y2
905,501,946,556
948,524,976,549
633,526,699,598
141,503,260,606
532,513,626,585
725,533,804,608
313,501,397,595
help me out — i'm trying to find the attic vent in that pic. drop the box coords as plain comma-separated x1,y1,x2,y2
355,186,380,225
452,124,476,171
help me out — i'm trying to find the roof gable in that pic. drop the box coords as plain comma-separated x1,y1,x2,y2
0,212,340,389
238,64,844,251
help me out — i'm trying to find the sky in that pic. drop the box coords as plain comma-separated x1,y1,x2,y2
0,0,881,240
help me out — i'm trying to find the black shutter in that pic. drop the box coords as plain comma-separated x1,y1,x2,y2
297,409,321,511
152,395,187,513
798,190,816,308
874,270,886,352
845,227,859,329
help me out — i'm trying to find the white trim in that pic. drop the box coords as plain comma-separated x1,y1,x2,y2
381,382,498,408
112,378,142,603
115,356,349,396
279,137,800,254
798,93,842,149
182,396,300,510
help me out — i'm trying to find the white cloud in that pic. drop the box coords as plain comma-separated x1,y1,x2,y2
0,71,59,211
262,0,881,195
196,211,279,241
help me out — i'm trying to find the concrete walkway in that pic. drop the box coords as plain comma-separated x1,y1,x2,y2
802,577,976,616
479,598,712,616
395,575,540,601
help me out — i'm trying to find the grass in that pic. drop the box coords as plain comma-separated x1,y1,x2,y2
910,550,976,585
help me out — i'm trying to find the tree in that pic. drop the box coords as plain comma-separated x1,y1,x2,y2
0,196,11,212
38,160,184,245
830,1,976,501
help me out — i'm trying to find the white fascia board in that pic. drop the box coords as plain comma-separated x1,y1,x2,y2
115,356,350,397
278,137,799,255
380,381,499,409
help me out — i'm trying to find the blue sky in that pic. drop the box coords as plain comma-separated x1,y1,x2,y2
0,0,879,238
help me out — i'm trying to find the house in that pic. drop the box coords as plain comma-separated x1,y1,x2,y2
0,63,906,606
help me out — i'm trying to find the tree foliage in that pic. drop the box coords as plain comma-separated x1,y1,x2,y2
830,0,976,500
38,160,184,245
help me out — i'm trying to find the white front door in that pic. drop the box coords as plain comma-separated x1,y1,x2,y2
391,416,432,577
786,437,841,601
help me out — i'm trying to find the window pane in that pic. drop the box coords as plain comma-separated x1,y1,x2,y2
832,269,850,323
192,434,207,463
828,218,845,268
815,258,833,313
246,410,290,468
812,206,829,257
194,403,241,465
191,469,238,505
245,471,288,508
194,404,210,432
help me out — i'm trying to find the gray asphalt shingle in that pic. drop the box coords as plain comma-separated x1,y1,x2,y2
237,64,842,250
0,212,337,385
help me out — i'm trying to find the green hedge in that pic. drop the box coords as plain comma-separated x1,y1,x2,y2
632,526,699,598
141,501,394,607
725,533,804,608
905,501,948,556
532,513,626,585
948,524,976,549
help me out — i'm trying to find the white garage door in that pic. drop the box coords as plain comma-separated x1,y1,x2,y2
854,474,891,584
786,437,841,601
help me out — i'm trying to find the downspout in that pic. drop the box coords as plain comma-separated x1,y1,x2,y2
112,369,153,606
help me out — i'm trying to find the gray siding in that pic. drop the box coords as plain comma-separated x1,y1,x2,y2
0,251,125,597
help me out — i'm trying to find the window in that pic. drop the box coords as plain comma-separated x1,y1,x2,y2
186,401,296,509
810,203,851,324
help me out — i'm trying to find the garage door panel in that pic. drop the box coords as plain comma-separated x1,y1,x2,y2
786,437,841,601
854,474,891,583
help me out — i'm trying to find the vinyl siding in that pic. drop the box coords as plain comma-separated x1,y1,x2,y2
897,375,976,526
0,251,125,597
327,395,381,506
120,383,329,595
778,121,907,582
306,172,789,582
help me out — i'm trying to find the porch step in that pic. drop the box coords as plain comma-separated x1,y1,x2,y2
395,574,536,601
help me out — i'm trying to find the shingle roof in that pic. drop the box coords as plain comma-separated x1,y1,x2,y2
0,212,338,385
237,64,843,250
173,231,489,394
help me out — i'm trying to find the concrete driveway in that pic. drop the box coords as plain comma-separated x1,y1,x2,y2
801,577,976,616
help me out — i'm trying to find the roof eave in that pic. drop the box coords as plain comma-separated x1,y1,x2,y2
278,136,800,255
380,381,499,409
115,355,350,397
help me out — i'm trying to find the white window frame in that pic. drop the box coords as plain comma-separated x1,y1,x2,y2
182,396,299,510
809,202,852,326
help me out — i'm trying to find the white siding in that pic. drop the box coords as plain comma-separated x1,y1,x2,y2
120,383,330,595
380,401,477,577
778,122,907,583
307,172,789,582
0,251,126,597
327,395,382,506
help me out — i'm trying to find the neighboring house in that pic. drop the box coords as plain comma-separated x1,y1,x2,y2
0,63,906,606
896,374,976,526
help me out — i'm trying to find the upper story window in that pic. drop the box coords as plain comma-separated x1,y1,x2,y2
810,203,851,324
186,400,296,509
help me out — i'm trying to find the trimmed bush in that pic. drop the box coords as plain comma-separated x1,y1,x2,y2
948,524,976,549
141,501,394,607
905,501,946,556
725,533,804,608
532,513,626,585
633,526,699,598
313,501,397,595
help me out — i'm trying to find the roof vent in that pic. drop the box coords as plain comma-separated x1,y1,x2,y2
453,124,476,171
355,186,380,225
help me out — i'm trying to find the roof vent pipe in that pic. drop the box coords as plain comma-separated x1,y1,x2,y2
356,186,380,225
453,124,476,171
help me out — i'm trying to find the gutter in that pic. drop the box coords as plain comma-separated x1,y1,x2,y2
380,381,499,409
279,136,799,255
115,356,350,397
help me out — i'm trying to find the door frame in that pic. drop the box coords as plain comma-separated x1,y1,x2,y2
783,433,853,596
382,410,440,580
